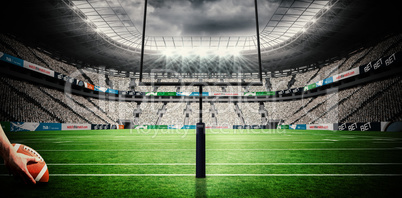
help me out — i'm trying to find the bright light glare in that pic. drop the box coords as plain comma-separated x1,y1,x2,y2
162,49,175,57
227,49,241,56
161,47,242,58
197,48,209,57
179,48,191,57
217,50,228,57
216,48,241,57
311,18,317,23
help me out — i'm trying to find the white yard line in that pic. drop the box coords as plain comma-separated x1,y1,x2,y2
46,163,195,166
35,148,402,152
3,162,401,166
17,139,402,144
205,174,402,177
206,174,402,177
1,174,400,177
293,142,334,144
43,163,402,166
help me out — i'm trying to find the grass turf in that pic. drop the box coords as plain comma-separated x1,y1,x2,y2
1,129,402,197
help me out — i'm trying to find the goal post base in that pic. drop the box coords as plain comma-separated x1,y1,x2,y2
196,122,206,178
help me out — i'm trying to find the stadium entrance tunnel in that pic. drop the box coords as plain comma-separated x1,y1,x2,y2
118,119,135,129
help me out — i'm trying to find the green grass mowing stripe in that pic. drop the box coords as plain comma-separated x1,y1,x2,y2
3,165,401,175
209,174,402,176
33,149,402,164
23,163,402,166
206,174,402,177
51,173,402,177
14,139,402,142
2,130,402,198
293,142,334,144
33,148,402,151
45,165,402,175
1,176,401,197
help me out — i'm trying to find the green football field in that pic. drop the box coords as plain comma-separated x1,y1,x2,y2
1,129,402,197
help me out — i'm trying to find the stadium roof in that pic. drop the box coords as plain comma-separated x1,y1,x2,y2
69,0,332,52
1,0,401,73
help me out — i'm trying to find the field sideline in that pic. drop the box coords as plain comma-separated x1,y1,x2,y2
1,129,402,197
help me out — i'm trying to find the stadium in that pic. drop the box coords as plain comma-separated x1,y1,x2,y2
1,0,402,197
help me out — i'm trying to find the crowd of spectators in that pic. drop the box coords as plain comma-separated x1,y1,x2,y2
237,103,260,125
1,33,401,95
1,77,65,123
1,73,401,126
158,103,186,125
0,34,39,67
264,76,401,125
1,32,402,126
0,77,57,123
89,99,137,123
213,103,243,127
341,77,401,123
68,93,117,124
138,103,164,125
188,102,212,126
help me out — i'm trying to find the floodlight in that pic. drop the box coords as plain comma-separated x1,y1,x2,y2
228,48,241,57
216,49,228,57
162,49,175,57
197,48,209,57
216,48,241,57
178,48,191,57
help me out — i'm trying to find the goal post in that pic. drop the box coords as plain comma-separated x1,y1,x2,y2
138,0,264,178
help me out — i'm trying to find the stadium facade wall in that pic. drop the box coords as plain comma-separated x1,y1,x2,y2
0,51,400,98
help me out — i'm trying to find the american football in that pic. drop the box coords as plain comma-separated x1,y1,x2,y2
11,143,49,183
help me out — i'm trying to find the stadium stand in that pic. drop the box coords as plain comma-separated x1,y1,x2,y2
158,103,186,125
0,32,401,127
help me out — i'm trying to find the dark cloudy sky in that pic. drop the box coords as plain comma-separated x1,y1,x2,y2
120,0,280,36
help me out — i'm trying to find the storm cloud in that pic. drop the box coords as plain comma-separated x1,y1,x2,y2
120,0,278,36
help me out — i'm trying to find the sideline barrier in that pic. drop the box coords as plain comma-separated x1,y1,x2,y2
10,122,61,132
1,122,119,132
62,123,91,131
306,124,334,131
0,121,396,132
289,124,307,130
278,122,389,132
335,122,383,132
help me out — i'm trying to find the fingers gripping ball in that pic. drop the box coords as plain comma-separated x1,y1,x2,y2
11,143,49,183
